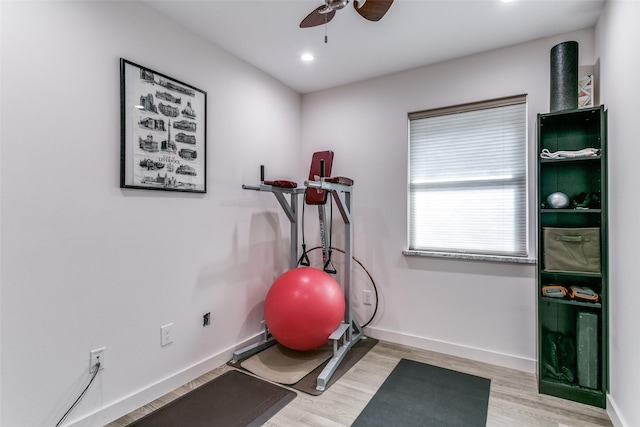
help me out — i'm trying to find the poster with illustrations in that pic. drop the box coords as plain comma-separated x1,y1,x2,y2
120,59,206,193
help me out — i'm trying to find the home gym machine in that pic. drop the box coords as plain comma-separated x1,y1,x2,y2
232,151,363,391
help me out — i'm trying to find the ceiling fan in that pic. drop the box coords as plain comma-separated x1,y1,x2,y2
300,0,394,28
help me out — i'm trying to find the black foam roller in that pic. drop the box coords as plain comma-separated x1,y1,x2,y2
550,41,578,112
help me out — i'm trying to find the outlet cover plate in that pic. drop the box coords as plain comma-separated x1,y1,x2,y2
363,290,372,306
161,323,174,347
90,347,105,373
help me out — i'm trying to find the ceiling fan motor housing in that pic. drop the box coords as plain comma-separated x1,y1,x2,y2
326,0,349,12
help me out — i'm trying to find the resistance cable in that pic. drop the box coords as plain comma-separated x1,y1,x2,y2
299,245,379,328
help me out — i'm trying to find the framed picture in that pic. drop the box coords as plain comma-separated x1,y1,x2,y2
120,58,206,193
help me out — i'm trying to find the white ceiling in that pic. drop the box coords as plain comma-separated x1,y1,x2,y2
144,0,606,94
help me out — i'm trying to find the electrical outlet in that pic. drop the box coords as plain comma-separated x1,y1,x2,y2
203,312,210,326
161,323,173,347
363,290,372,306
90,347,105,373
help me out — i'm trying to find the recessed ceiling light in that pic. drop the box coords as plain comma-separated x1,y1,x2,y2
301,53,314,62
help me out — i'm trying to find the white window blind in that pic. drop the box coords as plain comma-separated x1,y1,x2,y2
408,95,528,257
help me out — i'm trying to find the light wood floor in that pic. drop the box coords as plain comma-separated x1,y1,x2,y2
108,339,612,427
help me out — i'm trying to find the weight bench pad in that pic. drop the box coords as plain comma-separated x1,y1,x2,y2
325,177,353,186
263,180,297,188
306,151,334,205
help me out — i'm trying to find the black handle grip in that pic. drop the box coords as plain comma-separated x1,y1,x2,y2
320,159,325,178
260,165,264,182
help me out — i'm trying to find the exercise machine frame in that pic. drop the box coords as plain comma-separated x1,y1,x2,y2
233,167,363,391
306,176,363,390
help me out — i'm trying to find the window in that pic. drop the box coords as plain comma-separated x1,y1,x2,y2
408,95,528,258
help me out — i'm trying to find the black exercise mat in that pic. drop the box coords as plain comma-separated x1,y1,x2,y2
352,358,490,427
128,370,296,427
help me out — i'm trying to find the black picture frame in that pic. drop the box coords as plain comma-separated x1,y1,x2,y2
120,58,207,193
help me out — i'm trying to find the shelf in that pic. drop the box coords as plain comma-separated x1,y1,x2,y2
540,296,601,309
541,270,601,278
539,378,605,408
537,106,607,408
539,105,602,119
540,156,601,164
540,209,601,214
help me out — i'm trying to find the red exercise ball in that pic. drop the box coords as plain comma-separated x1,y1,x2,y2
264,267,345,351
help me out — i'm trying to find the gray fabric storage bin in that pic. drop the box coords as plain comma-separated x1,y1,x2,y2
543,227,601,273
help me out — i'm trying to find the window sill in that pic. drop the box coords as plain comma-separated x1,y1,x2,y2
403,250,536,265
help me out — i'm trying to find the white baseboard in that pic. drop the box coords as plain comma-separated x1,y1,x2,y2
67,334,263,427
607,394,628,427
364,326,536,373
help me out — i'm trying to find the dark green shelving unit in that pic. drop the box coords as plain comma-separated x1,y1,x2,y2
537,106,608,408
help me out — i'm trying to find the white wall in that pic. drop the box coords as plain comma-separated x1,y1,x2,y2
3,1,637,426
300,29,596,371
596,2,640,426
0,2,301,426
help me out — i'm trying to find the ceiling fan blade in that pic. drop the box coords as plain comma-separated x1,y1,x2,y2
300,6,336,28
353,0,394,22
